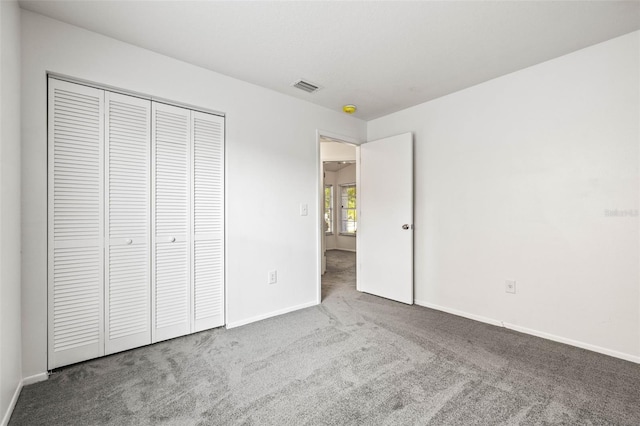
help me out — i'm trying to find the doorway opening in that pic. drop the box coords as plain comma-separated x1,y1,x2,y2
317,132,360,303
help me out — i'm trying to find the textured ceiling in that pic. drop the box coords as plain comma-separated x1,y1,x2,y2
324,161,354,173
19,1,640,120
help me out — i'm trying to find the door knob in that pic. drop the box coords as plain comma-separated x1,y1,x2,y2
402,224,410,230
126,239,133,245
170,237,176,242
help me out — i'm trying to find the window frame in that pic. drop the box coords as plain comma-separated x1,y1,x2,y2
339,183,357,236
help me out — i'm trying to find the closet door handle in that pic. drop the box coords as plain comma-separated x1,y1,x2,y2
126,238,133,245
170,237,176,243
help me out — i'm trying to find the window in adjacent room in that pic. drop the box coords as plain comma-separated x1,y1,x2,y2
324,184,334,234
340,183,357,235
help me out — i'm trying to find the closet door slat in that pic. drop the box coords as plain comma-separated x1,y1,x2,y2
191,111,225,331
152,103,191,342
105,92,152,354
48,79,105,369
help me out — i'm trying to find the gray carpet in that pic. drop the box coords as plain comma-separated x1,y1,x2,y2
10,249,640,425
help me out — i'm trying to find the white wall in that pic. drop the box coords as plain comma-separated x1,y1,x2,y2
335,164,357,251
320,141,357,162
368,32,640,361
21,10,366,378
1,0,23,423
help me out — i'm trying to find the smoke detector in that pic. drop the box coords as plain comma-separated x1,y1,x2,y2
343,105,357,114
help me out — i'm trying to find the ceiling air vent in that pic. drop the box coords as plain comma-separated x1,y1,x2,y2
292,79,321,94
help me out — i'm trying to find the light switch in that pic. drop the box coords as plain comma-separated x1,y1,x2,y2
300,203,308,216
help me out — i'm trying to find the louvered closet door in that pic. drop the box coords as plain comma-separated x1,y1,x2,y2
191,111,225,331
48,79,105,369
105,92,152,354
152,103,191,342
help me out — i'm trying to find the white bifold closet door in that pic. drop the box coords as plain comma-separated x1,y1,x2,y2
49,78,225,369
48,80,105,369
152,103,192,342
151,105,225,341
105,92,152,354
191,111,225,331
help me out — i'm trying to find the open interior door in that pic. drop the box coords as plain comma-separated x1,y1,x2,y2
357,133,413,304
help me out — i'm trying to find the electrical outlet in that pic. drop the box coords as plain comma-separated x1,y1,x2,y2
268,270,277,284
505,280,516,294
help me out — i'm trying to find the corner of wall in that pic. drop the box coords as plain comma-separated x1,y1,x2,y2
1,381,21,426
0,0,23,424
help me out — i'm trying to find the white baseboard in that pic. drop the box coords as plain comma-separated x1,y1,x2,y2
1,372,48,426
414,299,640,364
415,300,503,327
226,300,318,329
22,372,48,386
502,322,640,364
1,381,21,426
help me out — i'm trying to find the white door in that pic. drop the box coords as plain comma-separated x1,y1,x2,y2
357,133,413,304
152,102,191,342
105,92,152,354
48,79,105,369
